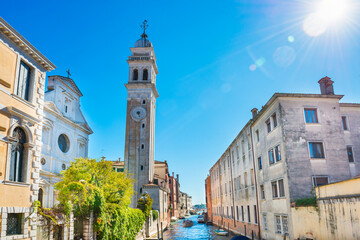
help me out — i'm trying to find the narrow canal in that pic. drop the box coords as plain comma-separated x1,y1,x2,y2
162,215,236,240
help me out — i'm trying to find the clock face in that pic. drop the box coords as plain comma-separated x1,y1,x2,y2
130,106,147,121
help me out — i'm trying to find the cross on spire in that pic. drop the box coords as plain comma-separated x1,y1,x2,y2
140,20,149,38
141,20,149,34
66,69,71,78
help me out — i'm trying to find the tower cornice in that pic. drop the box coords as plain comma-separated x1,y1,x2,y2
125,83,159,98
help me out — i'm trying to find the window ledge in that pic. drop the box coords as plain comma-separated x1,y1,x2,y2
272,197,286,200
305,123,320,125
3,180,30,187
310,158,326,161
11,94,35,109
269,160,282,167
4,234,28,240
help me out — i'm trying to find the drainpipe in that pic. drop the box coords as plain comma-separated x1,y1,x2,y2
250,125,261,239
229,149,236,227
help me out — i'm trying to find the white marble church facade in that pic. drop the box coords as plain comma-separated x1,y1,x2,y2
39,75,92,209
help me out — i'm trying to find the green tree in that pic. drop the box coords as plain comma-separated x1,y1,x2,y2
55,158,145,240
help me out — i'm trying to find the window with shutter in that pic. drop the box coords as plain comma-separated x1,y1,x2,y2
16,61,31,101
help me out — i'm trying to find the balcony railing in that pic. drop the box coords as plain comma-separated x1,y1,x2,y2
128,56,154,61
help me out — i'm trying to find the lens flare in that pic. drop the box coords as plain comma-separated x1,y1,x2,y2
249,64,257,71
303,0,351,37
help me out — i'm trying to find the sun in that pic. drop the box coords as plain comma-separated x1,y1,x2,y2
303,0,351,37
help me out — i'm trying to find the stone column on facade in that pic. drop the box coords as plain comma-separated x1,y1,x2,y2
30,73,46,240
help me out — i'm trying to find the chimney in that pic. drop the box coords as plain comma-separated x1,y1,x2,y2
172,172,174,177
318,76,334,95
251,108,258,118
101,156,106,161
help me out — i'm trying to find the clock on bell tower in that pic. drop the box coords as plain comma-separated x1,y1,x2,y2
124,21,159,207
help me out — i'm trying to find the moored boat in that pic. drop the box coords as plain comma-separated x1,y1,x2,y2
197,215,205,223
183,220,194,227
215,229,229,236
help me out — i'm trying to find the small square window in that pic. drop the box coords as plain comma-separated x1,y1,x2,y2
342,116,348,130
309,142,325,159
313,176,329,186
347,146,354,162
304,108,319,123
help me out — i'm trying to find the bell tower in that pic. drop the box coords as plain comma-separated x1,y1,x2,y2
124,20,159,207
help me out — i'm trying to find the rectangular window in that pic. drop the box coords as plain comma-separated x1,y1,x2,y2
227,207,229,218
258,156,262,170
275,145,281,162
250,169,254,185
272,181,278,198
241,140,245,155
263,214,268,230
6,213,23,236
239,176,242,189
309,142,325,158
347,146,354,162
256,130,259,142
241,206,244,221
342,116,348,130
254,205,258,224
278,179,285,197
282,216,288,234
275,215,282,234
304,108,318,123
266,119,271,133
272,113,277,128
260,185,265,199
231,206,233,218
268,149,275,164
272,179,284,198
313,176,329,187
275,215,288,235
236,146,240,159
244,172,248,187
247,205,251,222
16,61,31,101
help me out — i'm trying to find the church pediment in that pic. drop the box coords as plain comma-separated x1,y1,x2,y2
45,101,63,115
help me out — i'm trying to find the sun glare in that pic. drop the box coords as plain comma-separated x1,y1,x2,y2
303,0,351,37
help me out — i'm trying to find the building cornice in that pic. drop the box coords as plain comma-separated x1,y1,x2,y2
0,17,56,71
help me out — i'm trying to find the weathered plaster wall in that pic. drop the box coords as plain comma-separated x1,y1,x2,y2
291,178,360,240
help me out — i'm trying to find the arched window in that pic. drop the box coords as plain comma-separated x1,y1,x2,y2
143,69,148,80
38,188,44,206
10,127,27,182
133,69,138,80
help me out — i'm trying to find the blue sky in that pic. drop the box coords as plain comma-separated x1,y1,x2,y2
2,0,360,204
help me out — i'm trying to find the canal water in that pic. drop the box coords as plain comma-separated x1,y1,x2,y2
162,215,236,240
